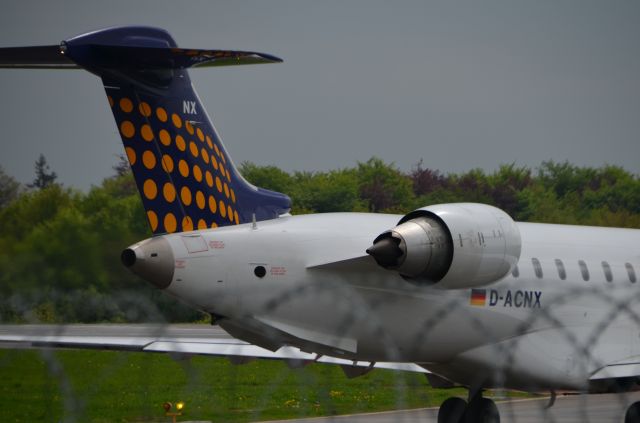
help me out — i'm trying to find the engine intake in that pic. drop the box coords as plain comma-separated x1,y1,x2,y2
367,203,522,289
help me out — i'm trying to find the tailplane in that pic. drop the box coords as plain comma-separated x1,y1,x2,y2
0,26,291,234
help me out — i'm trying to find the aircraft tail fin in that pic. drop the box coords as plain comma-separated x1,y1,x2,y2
0,26,291,234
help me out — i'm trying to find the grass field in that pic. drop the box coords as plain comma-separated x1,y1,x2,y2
0,348,472,422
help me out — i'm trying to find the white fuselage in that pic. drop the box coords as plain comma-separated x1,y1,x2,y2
159,213,640,391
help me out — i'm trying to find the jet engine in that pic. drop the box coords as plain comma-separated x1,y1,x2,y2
366,203,521,289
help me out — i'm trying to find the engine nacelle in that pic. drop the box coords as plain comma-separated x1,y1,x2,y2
366,203,521,289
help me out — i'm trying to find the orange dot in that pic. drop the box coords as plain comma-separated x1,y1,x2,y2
178,160,189,178
147,210,158,231
234,211,239,225
181,186,192,205
206,135,213,150
215,176,223,193
120,121,135,138
205,171,213,187
196,128,204,142
201,148,210,164
208,195,217,213
210,222,218,229
176,135,186,151
189,141,199,157
156,107,168,122
185,120,194,135
171,113,182,128
192,165,202,183
220,152,227,165
214,144,221,157
161,154,174,173
182,216,194,232
120,98,133,113
139,102,152,117
159,129,171,146
141,124,154,142
164,213,177,233
224,182,230,199
142,151,156,169
230,188,236,203
219,200,227,217
226,168,232,182
227,205,234,222
143,179,157,200
197,219,207,229
196,191,205,209
211,154,219,170
108,96,114,108
219,166,226,179
125,147,136,165
163,183,176,202
141,151,159,172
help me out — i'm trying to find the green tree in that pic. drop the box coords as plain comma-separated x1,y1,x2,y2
0,165,20,208
356,158,414,213
27,154,58,189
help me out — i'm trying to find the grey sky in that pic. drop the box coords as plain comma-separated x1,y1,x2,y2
1,1,638,191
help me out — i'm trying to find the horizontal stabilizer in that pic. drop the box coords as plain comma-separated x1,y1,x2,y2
0,44,282,70
0,45,77,68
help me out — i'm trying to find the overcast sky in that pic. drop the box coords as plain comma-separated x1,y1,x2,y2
1,1,639,190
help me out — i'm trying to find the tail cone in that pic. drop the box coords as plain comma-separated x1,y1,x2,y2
122,237,174,289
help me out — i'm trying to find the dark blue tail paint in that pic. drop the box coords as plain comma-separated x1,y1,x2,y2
4,26,291,234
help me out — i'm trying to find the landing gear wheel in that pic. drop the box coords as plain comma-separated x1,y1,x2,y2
438,397,467,423
626,401,640,423
465,397,500,423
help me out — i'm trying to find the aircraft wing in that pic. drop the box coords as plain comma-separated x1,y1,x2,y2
589,359,640,380
0,324,428,376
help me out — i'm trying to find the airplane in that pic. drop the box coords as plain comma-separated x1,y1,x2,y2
1,26,640,423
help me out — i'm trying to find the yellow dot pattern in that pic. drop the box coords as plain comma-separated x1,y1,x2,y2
107,92,243,234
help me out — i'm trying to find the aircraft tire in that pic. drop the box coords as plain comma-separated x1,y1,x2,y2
464,397,500,423
438,397,467,423
625,401,640,423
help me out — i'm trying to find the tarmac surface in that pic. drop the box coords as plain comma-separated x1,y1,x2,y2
262,393,640,423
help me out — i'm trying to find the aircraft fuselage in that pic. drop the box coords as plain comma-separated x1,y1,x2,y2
133,212,640,392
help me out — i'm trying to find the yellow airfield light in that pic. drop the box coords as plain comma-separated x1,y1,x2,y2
162,401,185,423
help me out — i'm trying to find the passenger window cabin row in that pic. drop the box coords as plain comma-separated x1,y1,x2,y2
511,259,637,283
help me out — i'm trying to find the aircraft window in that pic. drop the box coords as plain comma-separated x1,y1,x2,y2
554,259,566,280
601,261,613,282
532,258,543,279
511,265,519,278
626,263,637,283
578,260,590,281
254,265,266,278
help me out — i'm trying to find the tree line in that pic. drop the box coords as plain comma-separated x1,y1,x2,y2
0,156,638,323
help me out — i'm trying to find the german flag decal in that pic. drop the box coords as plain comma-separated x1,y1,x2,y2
470,289,486,306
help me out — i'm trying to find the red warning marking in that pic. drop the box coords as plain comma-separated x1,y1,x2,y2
209,240,225,249
175,259,186,269
270,266,286,276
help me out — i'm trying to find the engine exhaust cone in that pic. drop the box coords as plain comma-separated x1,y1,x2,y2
366,236,403,268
